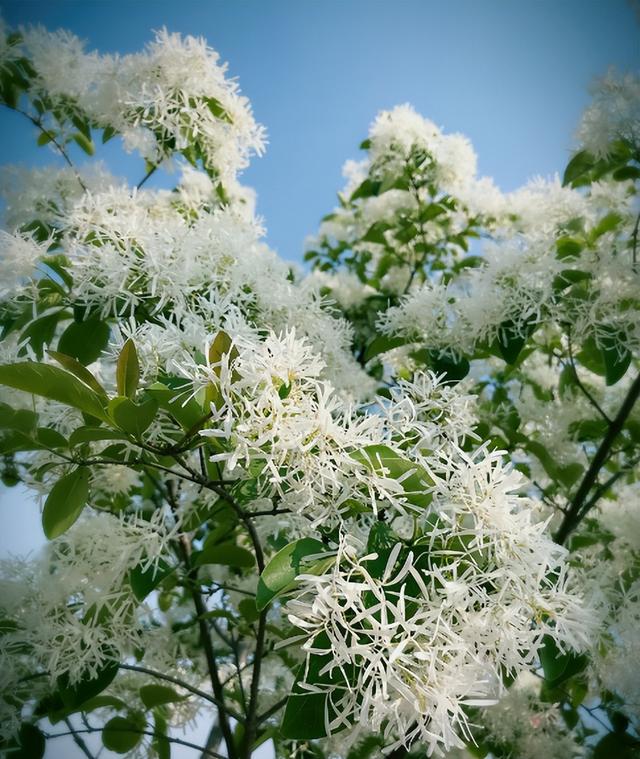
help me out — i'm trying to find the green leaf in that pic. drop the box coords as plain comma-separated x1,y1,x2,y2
562,149,595,187
0,362,109,421
238,597,260,623
72,132,95,156
612,165,640,181
147,379,204,430
351,444,433,508
19,311,63,359
8,724,45,759
139,684,185,709
102,716,143,753
539,635,588,687
69,427,127,447
108,396,158,437
208,330,238,376
590,212,622,240
256,537,329,611
129,559,175,602
58,319,110,366
58,659,119,709
256,538,335,611
42,467,90,539
48,350,107,397
102,125,118,143
193,542,255,568
593,732,639,759
496,319,536,365
576,335,606,376
116,339,139,398
36,130,54,146
363,335,408,363
599,327,632,385
555,237,583,260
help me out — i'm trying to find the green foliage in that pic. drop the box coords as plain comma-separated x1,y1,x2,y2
42,467,90,539
256,537,330,611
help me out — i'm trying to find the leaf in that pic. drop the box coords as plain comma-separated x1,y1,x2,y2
256,537,328,611
363,335,408,363
139,684,185,709
48,350,107,397
208,330,238,376
69,427,127,447
42,467,90,539
351,444,433,508
129,559,175,601
590,212,622,240
57,318,110,366
108,396,158,437
19,311,63,359
495,319,536,365
0,362,109,421
72,132,95,156
599,327,632,385
562,149,595,186
555,237,583,260
539,635,588,687
9,724,45,759
116,339,139,398
193,542,255,569
58,659,120,709
102,716,143,753
147,379,204,430
238,597,260,623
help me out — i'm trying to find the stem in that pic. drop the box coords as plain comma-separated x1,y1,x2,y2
166,482,239,759
63,717,96,759
555,371,640,544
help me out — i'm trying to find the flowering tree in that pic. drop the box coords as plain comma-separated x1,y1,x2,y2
0,19,638,759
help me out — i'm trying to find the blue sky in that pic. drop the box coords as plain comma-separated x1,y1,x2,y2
1,0,639,263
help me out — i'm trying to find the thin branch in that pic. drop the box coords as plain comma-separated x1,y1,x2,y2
2,103,88,191
137,162,158,190
117,663,242,720
555,371,640,544
257,695,288,725
45,726,225,759
566,330,612,423
166,482,240,759
63,717,96,759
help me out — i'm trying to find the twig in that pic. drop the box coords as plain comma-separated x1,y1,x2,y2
555,371,640,543
63,717,96,759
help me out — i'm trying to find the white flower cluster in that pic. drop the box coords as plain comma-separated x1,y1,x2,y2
0,511,173,687
576,69,640,158
268,366,591,754
10,24,266,180
479,672,584,759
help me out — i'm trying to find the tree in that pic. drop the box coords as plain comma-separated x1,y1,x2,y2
0,20,638,759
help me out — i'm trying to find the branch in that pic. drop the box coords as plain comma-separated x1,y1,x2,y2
165,482,240,759
555,371,640,544
117,663,242,721
63,717,96,759
566,330,612,423
2,103,88,191
45,725,225,759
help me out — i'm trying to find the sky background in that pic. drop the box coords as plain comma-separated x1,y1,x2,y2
0,1,638,757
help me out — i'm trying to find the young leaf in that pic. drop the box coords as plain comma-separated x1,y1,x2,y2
116,339,140,398
42,467,90,539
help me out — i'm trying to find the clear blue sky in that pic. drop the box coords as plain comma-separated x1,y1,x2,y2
1,0,639,263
